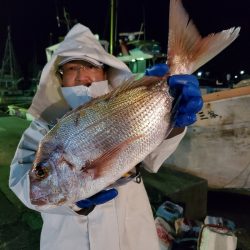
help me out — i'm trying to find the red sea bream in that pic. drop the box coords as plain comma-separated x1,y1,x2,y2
29,0,240,208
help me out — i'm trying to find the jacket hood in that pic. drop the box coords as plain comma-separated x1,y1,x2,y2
28,23,131,123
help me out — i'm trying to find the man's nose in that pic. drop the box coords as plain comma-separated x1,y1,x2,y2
74,70,93,85
75,68,89,79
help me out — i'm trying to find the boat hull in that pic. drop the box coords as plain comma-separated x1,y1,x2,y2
165,86,250,189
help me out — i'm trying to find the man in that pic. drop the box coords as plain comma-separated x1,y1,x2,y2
9,24,202,250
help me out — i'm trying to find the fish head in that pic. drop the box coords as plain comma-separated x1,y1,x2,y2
29,152,79,208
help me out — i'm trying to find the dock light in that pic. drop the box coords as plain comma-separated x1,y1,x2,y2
240,70,245,75
197,71,202,77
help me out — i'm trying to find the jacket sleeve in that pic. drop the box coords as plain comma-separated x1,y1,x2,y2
9,119,81,216
143,128,186,173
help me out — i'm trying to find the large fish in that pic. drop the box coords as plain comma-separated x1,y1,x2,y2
29,0,240,208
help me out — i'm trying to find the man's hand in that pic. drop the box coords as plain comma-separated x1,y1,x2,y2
145,63,203,128
75,189,118,215
169,74,203,127
145,63,169,77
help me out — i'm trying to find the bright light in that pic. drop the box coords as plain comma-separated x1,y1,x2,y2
136,57,145,61
197,71,202,77
234,75,238,79
94,34,100,40
240,70,245,75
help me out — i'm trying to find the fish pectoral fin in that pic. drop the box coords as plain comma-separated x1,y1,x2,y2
81,135,143,179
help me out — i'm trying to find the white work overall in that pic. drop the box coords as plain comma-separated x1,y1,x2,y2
9,23,186,250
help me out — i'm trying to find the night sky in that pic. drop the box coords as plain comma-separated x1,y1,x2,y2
1,0,250,80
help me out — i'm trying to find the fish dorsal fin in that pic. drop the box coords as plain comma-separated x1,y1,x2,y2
108,75,161,99
60,104,86,120
168,0,240,75
59,75,162,121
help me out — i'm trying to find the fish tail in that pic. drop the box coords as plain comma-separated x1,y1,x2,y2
167,0,240,75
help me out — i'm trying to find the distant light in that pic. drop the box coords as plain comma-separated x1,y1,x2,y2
128,34,135,41
136,57,145,61
226,73,231,81
240,70,245,75
234,75,238,79
131,59,136,62
94,34,100,40
197,71,202,77
216,80,223,86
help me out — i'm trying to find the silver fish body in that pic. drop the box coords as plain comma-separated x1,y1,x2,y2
29,77,174,207
29,0,241,208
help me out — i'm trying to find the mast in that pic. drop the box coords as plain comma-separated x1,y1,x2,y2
109,0,117,55
0,26,23,89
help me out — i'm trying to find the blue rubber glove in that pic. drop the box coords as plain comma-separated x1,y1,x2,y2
145,63,169,77
145,63,203,127
76,189,118,209
169,75,203,127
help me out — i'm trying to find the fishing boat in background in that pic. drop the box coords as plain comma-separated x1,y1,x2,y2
165,84,250,189
0,26,23,97
117,30,167,73
0,26,34,115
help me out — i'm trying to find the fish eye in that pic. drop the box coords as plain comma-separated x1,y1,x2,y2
33,163,50,179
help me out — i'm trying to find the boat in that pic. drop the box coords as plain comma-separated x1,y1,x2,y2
116,33,154,74
0,26,36,118
0,26,34,111
0,26,24,97
165,84,250,189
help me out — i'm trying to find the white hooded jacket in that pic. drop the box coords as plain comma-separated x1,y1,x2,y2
9,24,186,250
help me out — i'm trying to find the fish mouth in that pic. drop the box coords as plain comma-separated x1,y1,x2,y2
31,198,48,206
31,196,67,207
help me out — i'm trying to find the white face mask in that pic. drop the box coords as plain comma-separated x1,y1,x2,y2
61,80,110,109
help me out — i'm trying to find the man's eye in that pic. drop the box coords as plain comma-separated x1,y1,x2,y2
86,65,94,69
66,66,78,71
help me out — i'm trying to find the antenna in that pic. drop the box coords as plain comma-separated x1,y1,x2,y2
63,7,71,31
54,3,77,32
138,23,144,41
54,0,61,27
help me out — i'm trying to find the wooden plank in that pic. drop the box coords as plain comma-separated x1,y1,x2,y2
203,86,250,102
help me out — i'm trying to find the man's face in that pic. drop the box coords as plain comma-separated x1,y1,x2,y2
60,60,107,87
